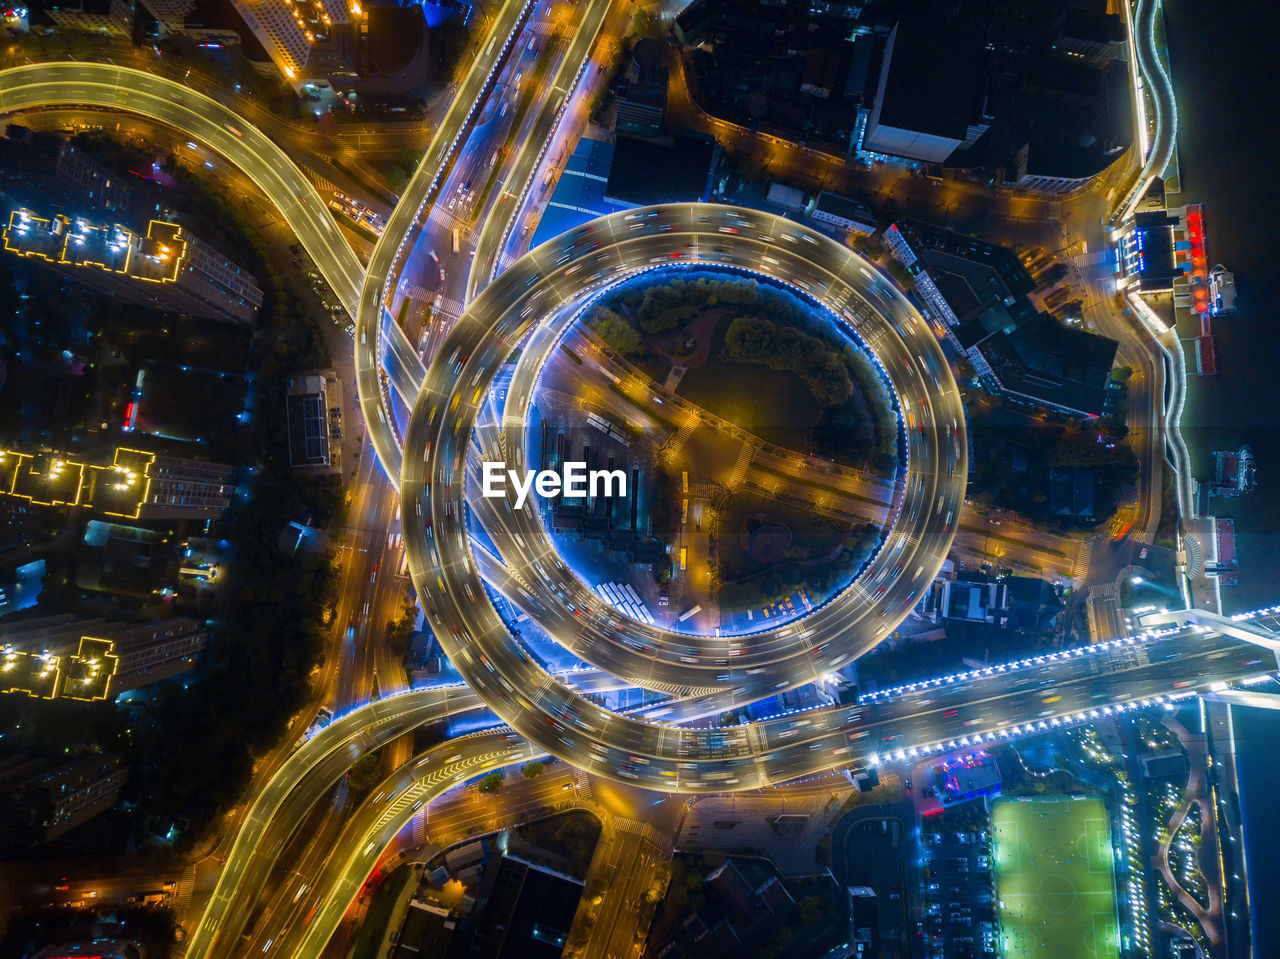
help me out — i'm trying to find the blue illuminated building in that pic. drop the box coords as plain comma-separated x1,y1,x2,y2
930,750,1002,807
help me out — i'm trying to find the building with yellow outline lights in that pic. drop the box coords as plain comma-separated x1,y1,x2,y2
3,208,263,324
0,447,233,521
1,614,208,701
0,637,117,702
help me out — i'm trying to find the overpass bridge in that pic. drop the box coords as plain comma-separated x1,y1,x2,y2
1205,688,1280,710
1113,0,1178,224
191,613,1279,956
1139,606,1280,654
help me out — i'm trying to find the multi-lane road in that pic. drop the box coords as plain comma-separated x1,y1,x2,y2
353,0,544,480
183,682,485,957
464,0,613,302
0,62,363,312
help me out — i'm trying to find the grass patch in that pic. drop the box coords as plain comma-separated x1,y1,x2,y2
992,796,1120,959
715,489,881,611
678,351,820,448
592,270,896,471
335,213,381,247
515,811,601,879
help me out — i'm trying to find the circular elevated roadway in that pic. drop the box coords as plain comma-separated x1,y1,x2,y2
464,244,921,698
401,203,967,790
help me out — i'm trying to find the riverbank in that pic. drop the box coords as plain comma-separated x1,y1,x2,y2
1164,1,1280,612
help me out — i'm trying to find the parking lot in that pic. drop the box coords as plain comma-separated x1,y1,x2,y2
922,826,998,958
840,815,913,956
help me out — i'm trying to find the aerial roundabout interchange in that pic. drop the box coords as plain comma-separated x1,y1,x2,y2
5,55,1272,959
271,205,970,956
400,202,969,785
0,57,975,955
5,3,1270,948
0,54,970,792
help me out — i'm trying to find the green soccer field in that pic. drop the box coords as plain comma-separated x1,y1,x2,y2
991,796,1121,959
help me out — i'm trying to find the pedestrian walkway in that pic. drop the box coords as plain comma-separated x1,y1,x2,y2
727,442,755,488
427,205,468,233
666,414,699,459
435,295,466,319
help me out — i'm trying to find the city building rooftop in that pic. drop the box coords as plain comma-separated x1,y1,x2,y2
604,135,717,208
980,315,1119,418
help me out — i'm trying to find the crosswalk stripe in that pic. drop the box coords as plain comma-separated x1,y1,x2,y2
176,862,197,909
428,206,467,232
303,169,337,195
435,296,465,317
728,443,755,488
1073,539,1094,588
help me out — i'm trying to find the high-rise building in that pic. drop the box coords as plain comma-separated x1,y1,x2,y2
143,453,235,520
614,38,668,139
147,220,265,323
230,0,354,85
135,0,195,34
2,208,263,323
885,220,1119,418
861,20,989,164
0,125,132,214
232,0,312,80
131,0,242,45
43,0,133,36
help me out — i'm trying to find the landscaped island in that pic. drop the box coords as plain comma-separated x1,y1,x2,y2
589,270,899,475
526,267,904,628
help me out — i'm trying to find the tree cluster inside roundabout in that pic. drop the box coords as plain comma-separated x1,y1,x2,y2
397,203,969,793
538,264,904,632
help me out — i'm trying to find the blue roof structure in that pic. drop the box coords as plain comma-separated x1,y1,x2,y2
530,138,633,248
